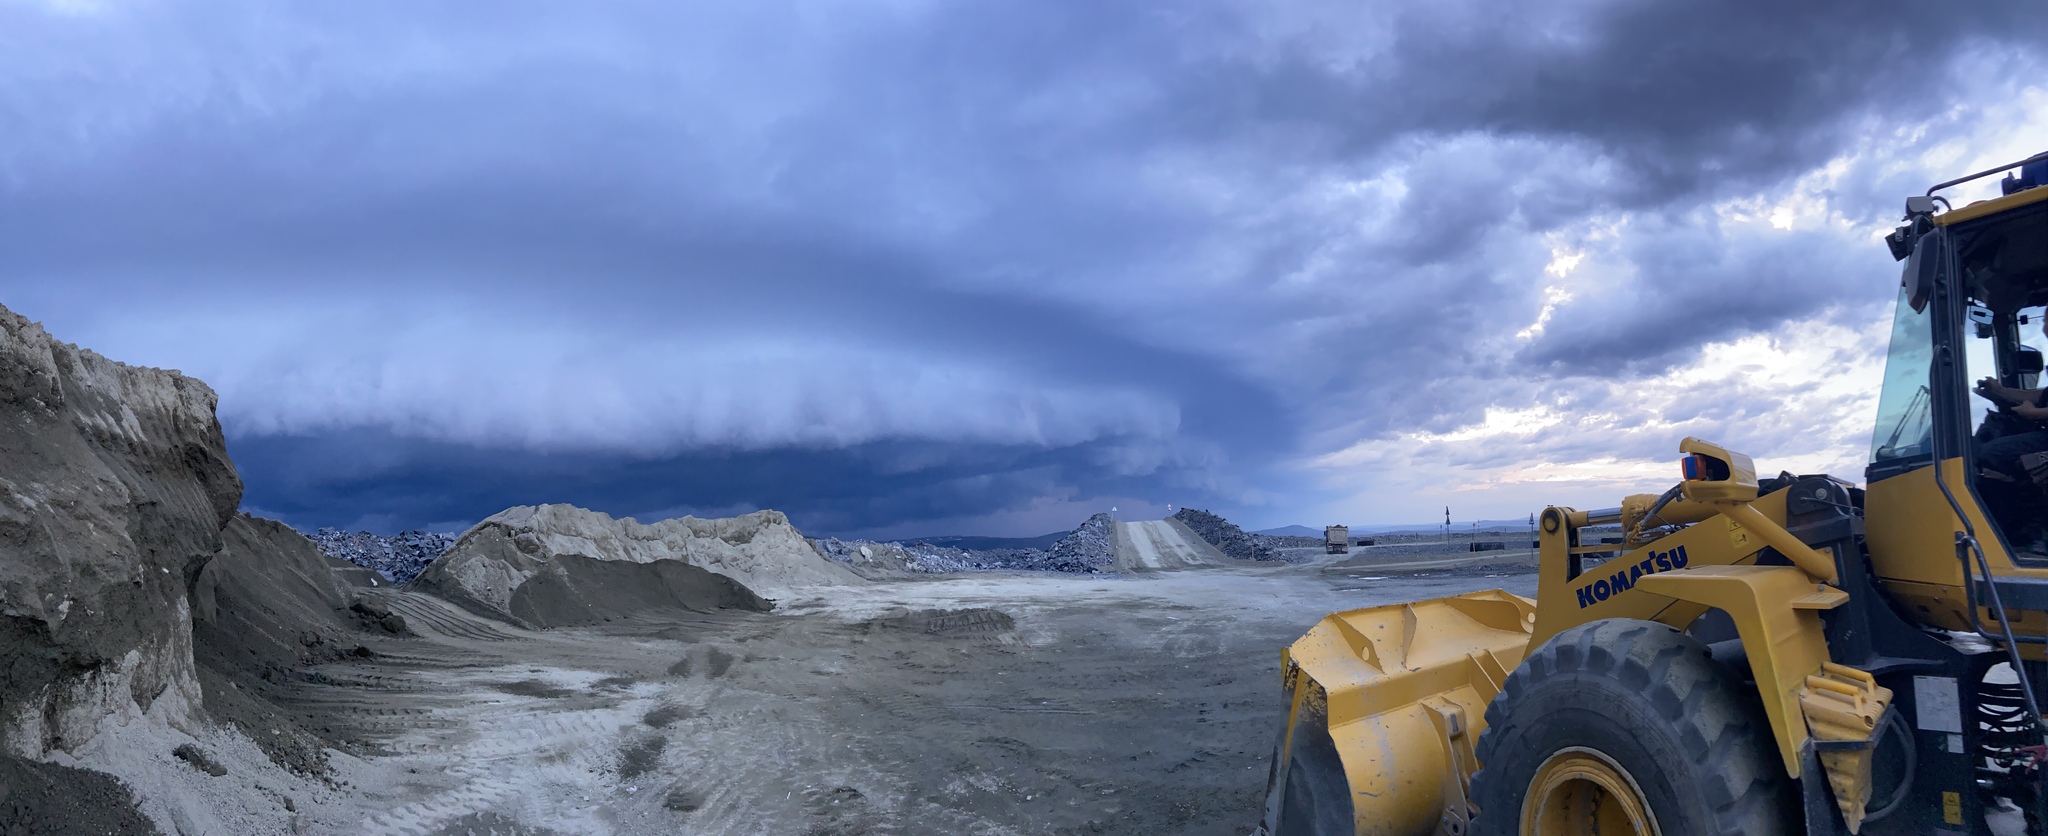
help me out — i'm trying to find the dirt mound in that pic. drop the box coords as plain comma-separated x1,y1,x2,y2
0,753,160,835
418,505,857,613
1169,509,1277,561
191,513,389,775
193,515,366,677
508,553,772,628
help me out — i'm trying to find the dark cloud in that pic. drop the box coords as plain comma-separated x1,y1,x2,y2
1191,0,2048,200
2,0,2042,531
228,429,1202,537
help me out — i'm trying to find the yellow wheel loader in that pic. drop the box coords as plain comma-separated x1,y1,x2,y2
1261,150,2048,836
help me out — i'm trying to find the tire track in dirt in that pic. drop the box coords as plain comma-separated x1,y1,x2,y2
358,769,523,836
365,591,527,642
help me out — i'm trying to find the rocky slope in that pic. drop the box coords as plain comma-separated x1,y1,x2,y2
412,504,852,624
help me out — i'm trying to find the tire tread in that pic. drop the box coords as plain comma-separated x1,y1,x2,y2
1468,618,1791,836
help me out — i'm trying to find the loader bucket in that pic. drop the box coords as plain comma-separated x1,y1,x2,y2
1263,589,1536,836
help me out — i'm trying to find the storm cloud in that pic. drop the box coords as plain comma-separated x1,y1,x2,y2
3,0,2043,534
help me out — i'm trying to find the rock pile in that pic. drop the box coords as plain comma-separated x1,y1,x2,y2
309,528,455,584
812,512,1118,576
811,539,994,576
1045,513,1116,571
1170,508,1278,561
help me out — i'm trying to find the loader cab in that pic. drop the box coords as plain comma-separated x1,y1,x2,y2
1867,162,2048,605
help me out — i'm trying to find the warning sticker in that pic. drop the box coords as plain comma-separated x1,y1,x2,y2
1726,518,1752,551
1943,790,1963,825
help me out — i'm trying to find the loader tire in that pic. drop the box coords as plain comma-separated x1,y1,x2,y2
1260,681,1352,836
1468,618,1792,836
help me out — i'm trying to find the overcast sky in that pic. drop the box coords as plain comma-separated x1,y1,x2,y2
5,0,2046,537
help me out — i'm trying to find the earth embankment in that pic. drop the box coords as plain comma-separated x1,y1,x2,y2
1113,518,1233,570
0,302,416,833
0,303,241,768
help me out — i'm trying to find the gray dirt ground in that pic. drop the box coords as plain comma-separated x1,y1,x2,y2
252,557,1536,835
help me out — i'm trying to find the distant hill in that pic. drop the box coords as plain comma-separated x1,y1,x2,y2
892,532,1068,550
1254,525,1323,537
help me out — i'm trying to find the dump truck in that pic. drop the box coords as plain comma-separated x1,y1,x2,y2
1261,151,2048,835
1326,525,1351,555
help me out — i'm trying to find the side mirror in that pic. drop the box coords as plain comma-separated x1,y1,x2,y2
1903,231,1943,314
1971,305,1995,338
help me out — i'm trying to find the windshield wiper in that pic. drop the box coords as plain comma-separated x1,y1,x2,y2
1880,384,1931,457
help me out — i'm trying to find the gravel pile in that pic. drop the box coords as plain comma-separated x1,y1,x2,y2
812,513,1118,576
1044,513,1115,571
308,528,456,584
813,539,974,573
1170,508,1278,561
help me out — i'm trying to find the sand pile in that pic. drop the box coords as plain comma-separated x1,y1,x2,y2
193,513,390,775
508,554,771,627
414,504,853,624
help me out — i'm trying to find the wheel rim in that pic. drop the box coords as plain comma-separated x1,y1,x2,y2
1520,746,1660,836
